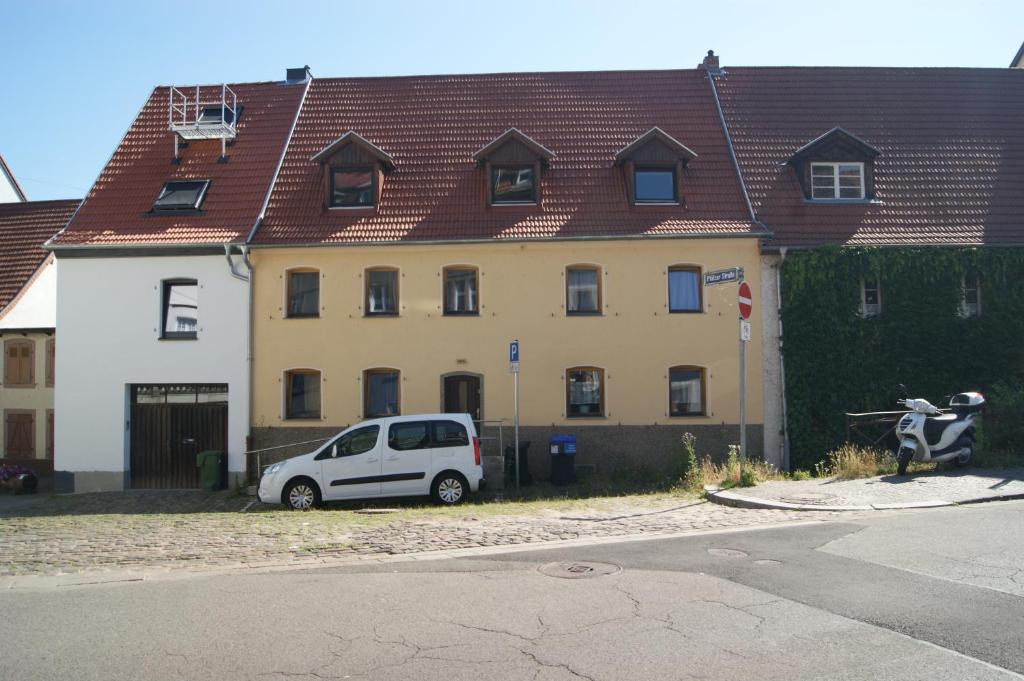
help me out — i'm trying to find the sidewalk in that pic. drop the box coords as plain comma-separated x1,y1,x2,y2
708,468,1024,511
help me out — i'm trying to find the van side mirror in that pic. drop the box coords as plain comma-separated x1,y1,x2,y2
331,444,338,458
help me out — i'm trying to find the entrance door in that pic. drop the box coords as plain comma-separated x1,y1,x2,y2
443,374,482,425
130,385,228,489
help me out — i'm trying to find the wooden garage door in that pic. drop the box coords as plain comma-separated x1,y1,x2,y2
129,385,228,489
4,410,35,459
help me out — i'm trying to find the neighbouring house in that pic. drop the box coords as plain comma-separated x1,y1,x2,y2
47,74,307,492
246,64,769,482
1012,42,1024,68
714,63,1024,468
0,199,81,475
0,153,28,203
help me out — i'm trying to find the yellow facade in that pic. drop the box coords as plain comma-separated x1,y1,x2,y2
251,238,764,432
1,332,54,461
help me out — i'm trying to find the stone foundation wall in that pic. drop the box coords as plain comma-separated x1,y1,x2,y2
250,424,763,485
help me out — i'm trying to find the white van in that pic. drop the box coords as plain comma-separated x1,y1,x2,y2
257,413,486,510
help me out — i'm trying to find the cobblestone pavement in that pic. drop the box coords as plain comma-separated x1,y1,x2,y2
0,491,849,578
721,468,1024,508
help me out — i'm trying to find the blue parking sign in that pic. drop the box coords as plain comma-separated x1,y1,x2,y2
509,340,520,363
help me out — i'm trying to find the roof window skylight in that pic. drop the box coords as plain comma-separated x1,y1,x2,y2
153,180,210,211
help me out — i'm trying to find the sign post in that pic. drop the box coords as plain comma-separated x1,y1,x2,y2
509,340,521,493
737,281,753,480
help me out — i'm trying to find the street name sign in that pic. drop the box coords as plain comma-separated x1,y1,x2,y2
704,267,743,286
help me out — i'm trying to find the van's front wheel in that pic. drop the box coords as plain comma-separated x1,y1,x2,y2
283,478,321,510
431,472,468,505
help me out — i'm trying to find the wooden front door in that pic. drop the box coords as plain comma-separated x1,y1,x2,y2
443,374,482,425
4,410,34,459
129,385,228,489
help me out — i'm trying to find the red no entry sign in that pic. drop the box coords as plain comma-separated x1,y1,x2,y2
738,282,753,320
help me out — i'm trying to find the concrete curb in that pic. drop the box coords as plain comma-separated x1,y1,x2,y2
706,487,1024,512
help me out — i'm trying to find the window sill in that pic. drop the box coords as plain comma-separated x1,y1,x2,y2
803,198,879,205
443,311,480,317
567,312,603,317
3,384,37,389
669,413,707,418
284,416,323,421
159,336,198,341
633,201,680,206
567,414,606,420
364,312,400,318
285,314,321,320
489,201,538,207
668,309,703,314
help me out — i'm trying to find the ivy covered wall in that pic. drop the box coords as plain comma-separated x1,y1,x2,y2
780,247,1024,470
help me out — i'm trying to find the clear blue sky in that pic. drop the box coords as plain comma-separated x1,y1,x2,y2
3,0,1021,200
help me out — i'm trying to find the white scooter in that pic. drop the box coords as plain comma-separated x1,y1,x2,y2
894,392,985,475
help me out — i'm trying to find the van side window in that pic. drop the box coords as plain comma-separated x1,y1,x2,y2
431,420,469,448
388,421,430,451
317,426,380,460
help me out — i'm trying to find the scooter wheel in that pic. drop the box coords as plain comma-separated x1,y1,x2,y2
953,446,972,467
897,447,914,476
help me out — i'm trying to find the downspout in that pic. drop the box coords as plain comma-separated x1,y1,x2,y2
777,246,790,471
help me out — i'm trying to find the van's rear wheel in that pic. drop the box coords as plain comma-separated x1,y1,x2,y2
896,447,914,476
431,472,468,505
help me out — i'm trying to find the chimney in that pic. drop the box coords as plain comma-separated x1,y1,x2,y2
286,66,312,84
700,50,723,75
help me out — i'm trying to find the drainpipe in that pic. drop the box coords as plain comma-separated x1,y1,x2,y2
777,246,790,471
225,244,253,487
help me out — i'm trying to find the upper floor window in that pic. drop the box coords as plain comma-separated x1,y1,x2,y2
45,338,55,387
3,339,34,387
364,368,400,417
567,367,605,418
285,369,321,420
366,268,398,316
635,167,678,203
810,162,864,200
860,278,881,317
153,180,210,212
443,267,479,315
287,269,320,318
669,366,706,416
566,265,601,315
491,167,536,204
961,275,981,318
161,280,198,339
668,266,702,312
331,167,375,208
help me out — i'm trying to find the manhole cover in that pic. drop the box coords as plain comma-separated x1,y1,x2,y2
778,493,837,505
753,559,782,566
707,548,748,558
538,561,621,579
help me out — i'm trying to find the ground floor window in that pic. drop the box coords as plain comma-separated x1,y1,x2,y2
566,367,604,417
669,366,705,416
364,368,400,417
285,370,321,419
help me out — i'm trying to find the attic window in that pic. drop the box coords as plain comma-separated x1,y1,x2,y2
198,106,239,125
811,163,864,200
331,168,375,207
492,167,536,204
614,128,697,207
153,180,210,211
635,168,678,203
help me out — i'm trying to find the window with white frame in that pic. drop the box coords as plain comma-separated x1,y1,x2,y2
961,275,981,318
810,163,865,200
860,278,881,317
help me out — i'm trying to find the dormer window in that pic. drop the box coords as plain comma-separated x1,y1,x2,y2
331,168,375,207
153,180,210,212
635,167,678,203
810,162,864,200
614,127,697,207
788,128,880,202
492,167,535,204
473,129,554,207
311,131,394,211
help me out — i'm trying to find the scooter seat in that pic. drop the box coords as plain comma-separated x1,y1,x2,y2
923,413,959,447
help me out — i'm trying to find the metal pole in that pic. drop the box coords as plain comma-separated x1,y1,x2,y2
739,316,747,480
514,370,520,493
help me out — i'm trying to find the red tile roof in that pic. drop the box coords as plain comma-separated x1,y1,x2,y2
52,81,306,247
0,200,79,311
715,67,1024,247
255,70,755,244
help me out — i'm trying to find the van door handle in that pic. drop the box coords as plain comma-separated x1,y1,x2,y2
366,458,379,463
386,456,399,461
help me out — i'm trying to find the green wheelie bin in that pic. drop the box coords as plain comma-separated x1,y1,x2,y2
196,450,226,491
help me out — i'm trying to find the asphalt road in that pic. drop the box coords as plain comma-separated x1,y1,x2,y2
2,500,1022,680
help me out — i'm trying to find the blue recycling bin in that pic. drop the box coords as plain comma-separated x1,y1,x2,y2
549,435,577,485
